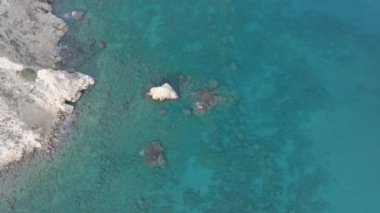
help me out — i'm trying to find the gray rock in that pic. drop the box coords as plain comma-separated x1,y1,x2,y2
0,0,94,169
0,0,67,68
0,57,94,168
98,40,106,49
71,10,85,20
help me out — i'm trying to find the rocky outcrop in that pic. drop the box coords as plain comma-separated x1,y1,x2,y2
0,58,94,167
146,83,178,101
0,1,94,168
0,0,67,68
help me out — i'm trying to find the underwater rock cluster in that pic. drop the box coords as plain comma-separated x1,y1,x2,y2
142,77,222,169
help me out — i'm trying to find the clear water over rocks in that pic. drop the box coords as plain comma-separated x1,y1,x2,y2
1,0,380,212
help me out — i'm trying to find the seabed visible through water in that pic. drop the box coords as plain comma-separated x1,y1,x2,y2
1,0,380,212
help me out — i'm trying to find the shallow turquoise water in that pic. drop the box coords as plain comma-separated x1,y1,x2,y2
1,0,380,212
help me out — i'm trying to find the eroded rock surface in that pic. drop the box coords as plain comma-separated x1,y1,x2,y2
0,0,67,68
0,57,94,167
0,0,94,168
146,83,178,101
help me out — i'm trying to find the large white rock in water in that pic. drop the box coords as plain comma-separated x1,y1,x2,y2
147,83,178,101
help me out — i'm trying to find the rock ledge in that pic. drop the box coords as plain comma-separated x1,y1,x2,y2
0,0,94,168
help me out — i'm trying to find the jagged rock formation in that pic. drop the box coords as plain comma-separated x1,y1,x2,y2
0,0,94,168
0,58,94,167
0,0,66,68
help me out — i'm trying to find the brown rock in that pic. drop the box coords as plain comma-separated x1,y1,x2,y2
145,141,166,168
193,89,218,114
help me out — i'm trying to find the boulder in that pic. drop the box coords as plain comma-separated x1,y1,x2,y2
146,83,178,101
193,89,217,114
144,141,166,168
71,10,85,20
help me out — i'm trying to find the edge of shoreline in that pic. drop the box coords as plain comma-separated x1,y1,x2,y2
0,0,94,178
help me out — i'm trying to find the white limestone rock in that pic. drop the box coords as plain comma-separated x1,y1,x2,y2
0,57,94,168
0,0,67,68
147,83,178,101
0,0,96,168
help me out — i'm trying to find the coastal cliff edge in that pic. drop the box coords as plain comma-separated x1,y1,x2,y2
0,0,94,169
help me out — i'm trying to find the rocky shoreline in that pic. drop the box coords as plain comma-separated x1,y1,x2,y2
0,0,94,170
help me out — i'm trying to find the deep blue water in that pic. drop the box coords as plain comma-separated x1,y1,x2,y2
1,0,380,212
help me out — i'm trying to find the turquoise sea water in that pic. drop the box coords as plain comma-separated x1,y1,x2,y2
1,0,380,212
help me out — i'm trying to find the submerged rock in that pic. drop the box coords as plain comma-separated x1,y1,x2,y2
158,108,167,116
63,10,86,21
98,41,106,49
71,10,85,20
146,83,178,101
135,196,147,210
193,89,218,114
144,141,166,168
122,101,129,111
208,79,219,89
